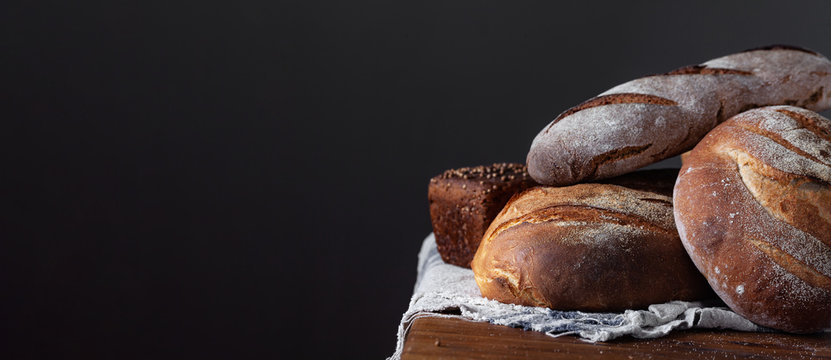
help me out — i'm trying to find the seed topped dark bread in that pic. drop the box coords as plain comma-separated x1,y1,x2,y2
428,163,537,268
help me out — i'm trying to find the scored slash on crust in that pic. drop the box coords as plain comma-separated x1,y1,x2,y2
586,144,653,178
731,122,831,168
552,93,677,124
484,203,675,245
549,65,756,127
775,108,831,143
730,109,831,168
664,65,753,76
746,236,831,290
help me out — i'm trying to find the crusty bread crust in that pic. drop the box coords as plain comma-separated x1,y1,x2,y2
471,170,713,312
528,46,831,186
674,106,831,333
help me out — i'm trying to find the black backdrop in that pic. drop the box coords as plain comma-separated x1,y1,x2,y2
4,1,831,358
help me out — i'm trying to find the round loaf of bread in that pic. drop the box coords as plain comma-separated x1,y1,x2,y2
673,106,831,333
471,170,713,312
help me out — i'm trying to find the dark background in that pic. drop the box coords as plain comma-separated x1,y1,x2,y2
4,1,831,358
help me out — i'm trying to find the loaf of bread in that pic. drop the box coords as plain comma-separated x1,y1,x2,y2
471,170,713,312
528,45,831,186
674,106,831,333
428,163,537,268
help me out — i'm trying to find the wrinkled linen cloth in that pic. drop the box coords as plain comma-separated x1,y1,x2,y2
389,233,769,360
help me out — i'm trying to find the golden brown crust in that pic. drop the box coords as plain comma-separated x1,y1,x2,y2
428,163,537,268
471,170,713,312
674,106,831,333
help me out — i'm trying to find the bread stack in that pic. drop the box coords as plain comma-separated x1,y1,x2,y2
429,45,831,333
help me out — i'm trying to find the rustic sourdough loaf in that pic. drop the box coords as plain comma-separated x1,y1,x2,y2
528,45,831,186
674,106,831,333
471,170,713,312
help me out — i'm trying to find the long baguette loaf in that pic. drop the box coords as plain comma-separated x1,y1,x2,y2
673,106,831,333
528,45,831,186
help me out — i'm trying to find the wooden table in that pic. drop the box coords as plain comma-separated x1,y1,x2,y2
402,316,831,359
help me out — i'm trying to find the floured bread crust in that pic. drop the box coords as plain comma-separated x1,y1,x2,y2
674,106,831,333
529,45,831,186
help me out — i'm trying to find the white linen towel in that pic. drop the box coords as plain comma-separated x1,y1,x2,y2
389,233,768,360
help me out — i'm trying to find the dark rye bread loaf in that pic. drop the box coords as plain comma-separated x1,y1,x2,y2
528,45,831,186
674,106,831,333
471,170,713,312
428,163,537,268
